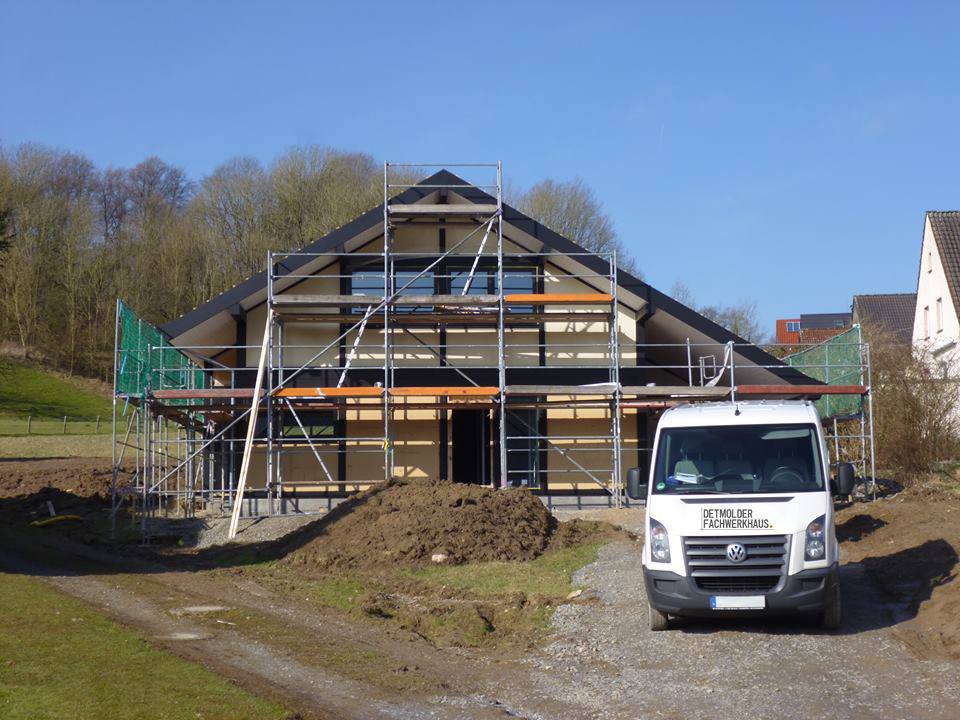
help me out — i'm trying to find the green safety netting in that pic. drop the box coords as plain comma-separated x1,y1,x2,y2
783,325,863,419
116,300,205,400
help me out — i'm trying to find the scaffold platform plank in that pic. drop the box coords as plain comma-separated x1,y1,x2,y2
388,203,499,217
506,384,618,396
736,384,866,396
505,293,613,304
394,294,499,306
151,388,255,399
273,295,377,307
390,386,500,397
273,310,608,325
275,387,384,398
620,386,730,397
273,294,500,308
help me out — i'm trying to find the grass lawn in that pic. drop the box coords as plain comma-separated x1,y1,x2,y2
0,434,113,458
0,359,112,433
0,572,290,720
404,541,603,597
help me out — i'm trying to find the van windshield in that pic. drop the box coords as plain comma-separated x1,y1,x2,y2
652,423,824,494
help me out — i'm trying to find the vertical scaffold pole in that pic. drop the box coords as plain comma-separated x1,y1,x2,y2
865,342,878,500
383,162,392,481
110,298,121,540
610,251,623,508
496,161,507,487
266,252,275,516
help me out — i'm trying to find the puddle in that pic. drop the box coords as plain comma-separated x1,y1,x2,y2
158,632,211,641
170,605,230,615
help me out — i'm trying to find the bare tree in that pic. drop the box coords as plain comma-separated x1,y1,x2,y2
668,281,766,343
514,177,638,274
267,146,381,249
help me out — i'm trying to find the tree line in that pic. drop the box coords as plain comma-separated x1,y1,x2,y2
0,143,637,379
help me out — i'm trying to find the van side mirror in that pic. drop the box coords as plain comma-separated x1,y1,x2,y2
626,467,648,500
832,462,855,496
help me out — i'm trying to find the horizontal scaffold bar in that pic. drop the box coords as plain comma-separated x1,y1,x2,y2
387,203,499,217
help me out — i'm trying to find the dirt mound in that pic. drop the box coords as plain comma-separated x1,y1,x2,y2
549,518,633,549
0,457,131,524
837,486,960,660
280,479,557,571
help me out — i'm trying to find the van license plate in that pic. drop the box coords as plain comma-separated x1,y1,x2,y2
711,595,765,610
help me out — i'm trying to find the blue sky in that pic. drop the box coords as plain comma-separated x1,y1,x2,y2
2,1,959,334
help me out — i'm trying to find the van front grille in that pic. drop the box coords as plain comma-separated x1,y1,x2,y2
683,535,789,594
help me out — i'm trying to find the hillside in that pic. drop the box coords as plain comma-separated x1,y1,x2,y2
0,359,112,423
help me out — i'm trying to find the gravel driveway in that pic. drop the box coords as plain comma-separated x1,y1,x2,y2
512,541,960,720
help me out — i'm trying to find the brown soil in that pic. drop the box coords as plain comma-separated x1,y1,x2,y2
837,485,960,661
0,457,130,523
279,478,557,571
0,457,121,498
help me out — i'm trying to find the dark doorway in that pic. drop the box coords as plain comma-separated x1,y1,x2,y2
451,409,487,484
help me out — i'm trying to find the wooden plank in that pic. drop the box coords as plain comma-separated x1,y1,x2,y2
505,293,613,304
736,384,866,396
388,203,499,217
389,386,500,397
274,387,383,399
152,388,255,399
505,384,617,396
228,319,271,540
620,386,730,397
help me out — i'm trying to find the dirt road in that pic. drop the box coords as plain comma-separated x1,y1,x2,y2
5,533,959,720
524,541,960,720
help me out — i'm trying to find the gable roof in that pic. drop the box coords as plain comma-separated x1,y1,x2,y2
852,293,916,344
927,211,960,317
160,170,806,384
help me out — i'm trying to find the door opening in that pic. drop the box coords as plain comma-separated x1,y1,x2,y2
451,409,487,484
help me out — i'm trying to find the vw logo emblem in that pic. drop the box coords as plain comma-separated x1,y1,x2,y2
726,543,747,563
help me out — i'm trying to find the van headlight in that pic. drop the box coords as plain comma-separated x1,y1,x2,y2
649,518,671,563
805,515,826,561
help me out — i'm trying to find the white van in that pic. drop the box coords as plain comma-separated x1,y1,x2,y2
629,400,854,630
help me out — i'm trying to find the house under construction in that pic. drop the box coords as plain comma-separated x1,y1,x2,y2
110,164,876,531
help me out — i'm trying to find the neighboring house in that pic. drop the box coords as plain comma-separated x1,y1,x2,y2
913,211,960,368
154,169,812,508
774,313,850,345
851,293,916,344
775,318,801,344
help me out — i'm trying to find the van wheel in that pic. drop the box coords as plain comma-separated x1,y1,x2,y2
649,605,670,631
820,588,842,630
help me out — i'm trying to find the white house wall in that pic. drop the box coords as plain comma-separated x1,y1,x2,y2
913,217,960,367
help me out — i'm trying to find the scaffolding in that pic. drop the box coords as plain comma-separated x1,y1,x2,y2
112,162,879,538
